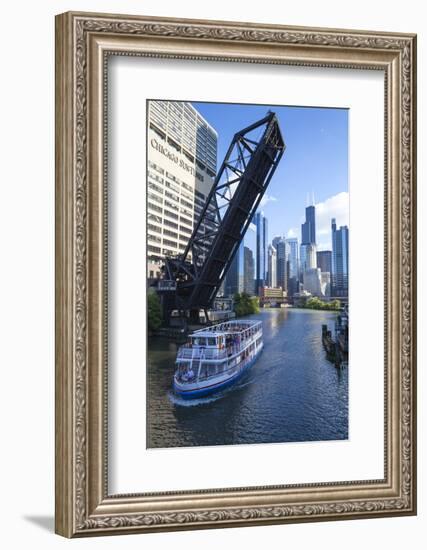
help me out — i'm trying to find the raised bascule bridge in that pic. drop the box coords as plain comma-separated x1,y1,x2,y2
156,111,285,326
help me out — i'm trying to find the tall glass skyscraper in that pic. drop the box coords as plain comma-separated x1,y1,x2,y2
243,247,255,295
224,226,256,296
331,218,349,297
285,237,300,296
275,238,289,293
301,205,316,245
255,212,268,293
300,202,317,286
317,250,332,274
224,241,245,296
300,243,317,273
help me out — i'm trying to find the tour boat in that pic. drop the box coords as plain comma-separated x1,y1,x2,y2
173,320,263,399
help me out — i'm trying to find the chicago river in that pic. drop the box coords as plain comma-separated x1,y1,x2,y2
147,308,348,448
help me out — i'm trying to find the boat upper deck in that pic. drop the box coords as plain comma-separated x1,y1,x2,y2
176,320,262,362
191,320,262,337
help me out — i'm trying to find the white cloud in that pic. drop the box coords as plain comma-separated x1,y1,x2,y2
259,193,277,208
315,192,349,251
286,227,298,239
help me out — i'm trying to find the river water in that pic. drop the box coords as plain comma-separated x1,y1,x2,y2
147,308,348,448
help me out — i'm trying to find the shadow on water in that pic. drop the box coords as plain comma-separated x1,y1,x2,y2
147,308,348,448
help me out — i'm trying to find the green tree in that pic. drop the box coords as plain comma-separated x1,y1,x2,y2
305,296,323,309
329,299,341,310
249,296,260,314
147,290,162,331
233,292,260,316
303,296,341,311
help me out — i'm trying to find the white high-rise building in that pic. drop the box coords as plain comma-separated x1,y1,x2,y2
304,267,323,296
147,101,218,278
320,271,331,297
267,244,277,288
300,242,317,275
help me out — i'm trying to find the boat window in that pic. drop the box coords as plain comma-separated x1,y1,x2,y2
207,337,217,347
193,337,206,346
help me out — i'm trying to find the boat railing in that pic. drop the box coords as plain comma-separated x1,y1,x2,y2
176,362,241,384
176,339,259,361
177,347,227,360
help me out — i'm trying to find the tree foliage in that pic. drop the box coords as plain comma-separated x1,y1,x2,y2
233,292,260,316
303,297,341,311
147,290,162,331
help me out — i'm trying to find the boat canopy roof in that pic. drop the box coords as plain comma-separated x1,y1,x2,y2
190,320,262,337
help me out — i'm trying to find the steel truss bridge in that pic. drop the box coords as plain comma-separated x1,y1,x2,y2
157,111,285,324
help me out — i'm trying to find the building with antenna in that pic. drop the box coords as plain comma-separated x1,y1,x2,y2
301,204,316,245
300,198,317,286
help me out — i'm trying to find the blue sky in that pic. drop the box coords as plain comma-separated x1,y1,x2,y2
192,102,349,251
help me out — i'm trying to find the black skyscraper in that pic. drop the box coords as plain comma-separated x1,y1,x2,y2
301,205,316,245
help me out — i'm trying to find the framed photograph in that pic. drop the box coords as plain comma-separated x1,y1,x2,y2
55,11,417,537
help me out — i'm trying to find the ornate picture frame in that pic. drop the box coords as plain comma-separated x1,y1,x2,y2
55,11,417,537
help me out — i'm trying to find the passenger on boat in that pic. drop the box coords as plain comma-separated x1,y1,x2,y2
181,367,195,382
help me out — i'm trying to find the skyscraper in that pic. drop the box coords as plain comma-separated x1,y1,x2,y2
331,218,349,297
300,243,317,274
300,202,317,285
255,212,268,293
267,244,277,288
304,267,323,296
321,272,331,297
317,250,332,274
243,247,255,295
224,241,244,296
272,236,282,250
275,238,289,293
285,237,300,296
147,101,217,278
301,205,316,245
224,225,256,296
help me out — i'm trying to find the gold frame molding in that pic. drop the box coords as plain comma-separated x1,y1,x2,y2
55,11,417,538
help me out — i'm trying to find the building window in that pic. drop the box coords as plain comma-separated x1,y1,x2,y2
147,223,161,234
163,229,178,239
164,208,179,220
148,160,165,175
147,202,162,214
165,190,179,202
163,238,178,248
180,198,193,209
164,219,178,229
179,225,192,235
148,192,163,204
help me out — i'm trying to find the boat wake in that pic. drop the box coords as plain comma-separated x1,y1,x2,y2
167,374,254,407
167,390,224,407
